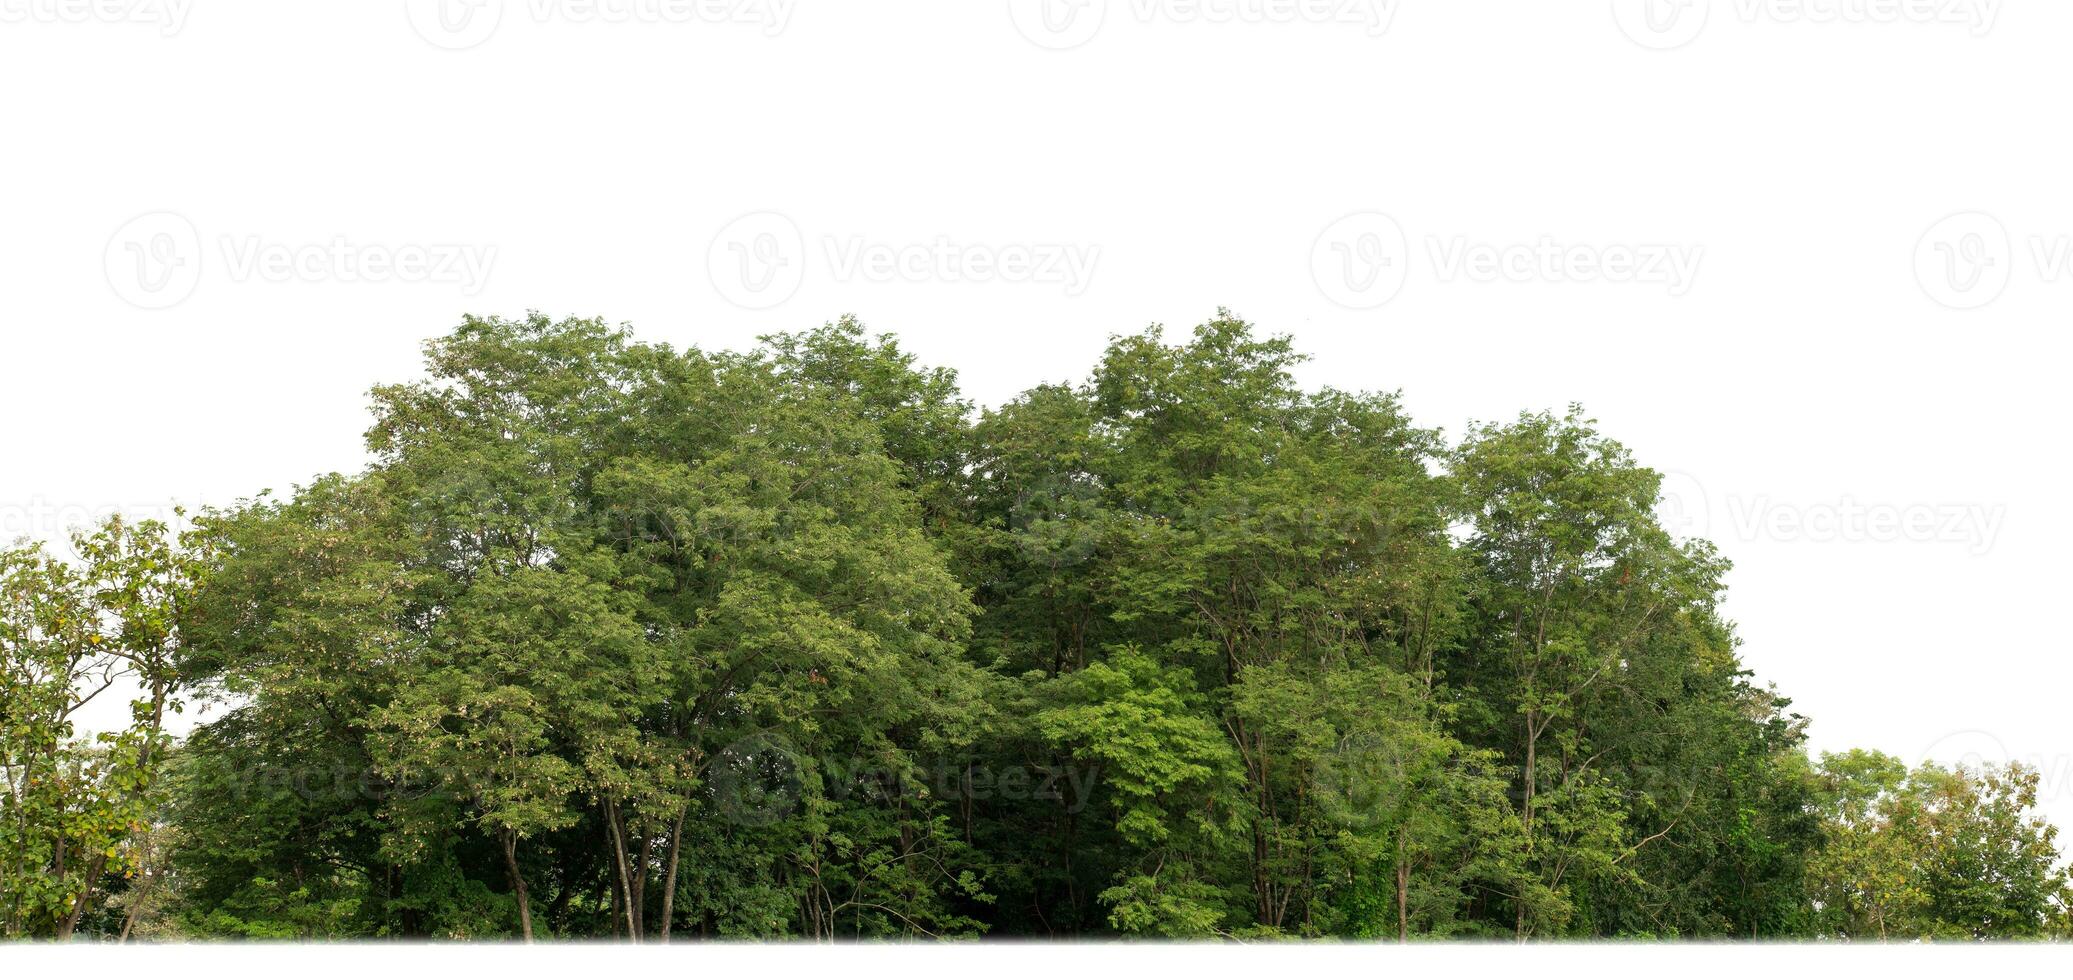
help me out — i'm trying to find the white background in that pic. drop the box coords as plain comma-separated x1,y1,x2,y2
3,0,2069,850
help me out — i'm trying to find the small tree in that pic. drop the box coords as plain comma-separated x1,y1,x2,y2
1,515,194,939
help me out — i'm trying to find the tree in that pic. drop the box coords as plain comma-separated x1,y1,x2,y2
1033,648,1242,936
372,557,650,941
1232,660,1526,939
169,314,993,941
1451,409,1773,936
1,515,194,939
1808,752,2072,940
11,311,2052,942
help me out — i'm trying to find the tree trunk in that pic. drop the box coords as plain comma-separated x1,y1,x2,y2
502,831,535,942
1516,707,1541,941
604,800,640,941
633,834,653,935
118,832,158,943
659,805,689,942
57,681,169,941
1395,825,1410,942
54,851,108,940
606,862,623,937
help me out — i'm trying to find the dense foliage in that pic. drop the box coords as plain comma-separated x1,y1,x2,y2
4,313,2068,940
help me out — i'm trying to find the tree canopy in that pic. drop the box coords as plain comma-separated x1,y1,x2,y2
4,312,2067,941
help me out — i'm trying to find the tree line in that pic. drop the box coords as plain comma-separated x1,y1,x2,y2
4,312,2068,940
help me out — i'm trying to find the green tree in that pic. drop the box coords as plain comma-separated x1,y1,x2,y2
1451,409,1769,936
1034,648,1242,936
1,515,194,939
1808,752,2072,940
170,314,992,941
13,311,2048,943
